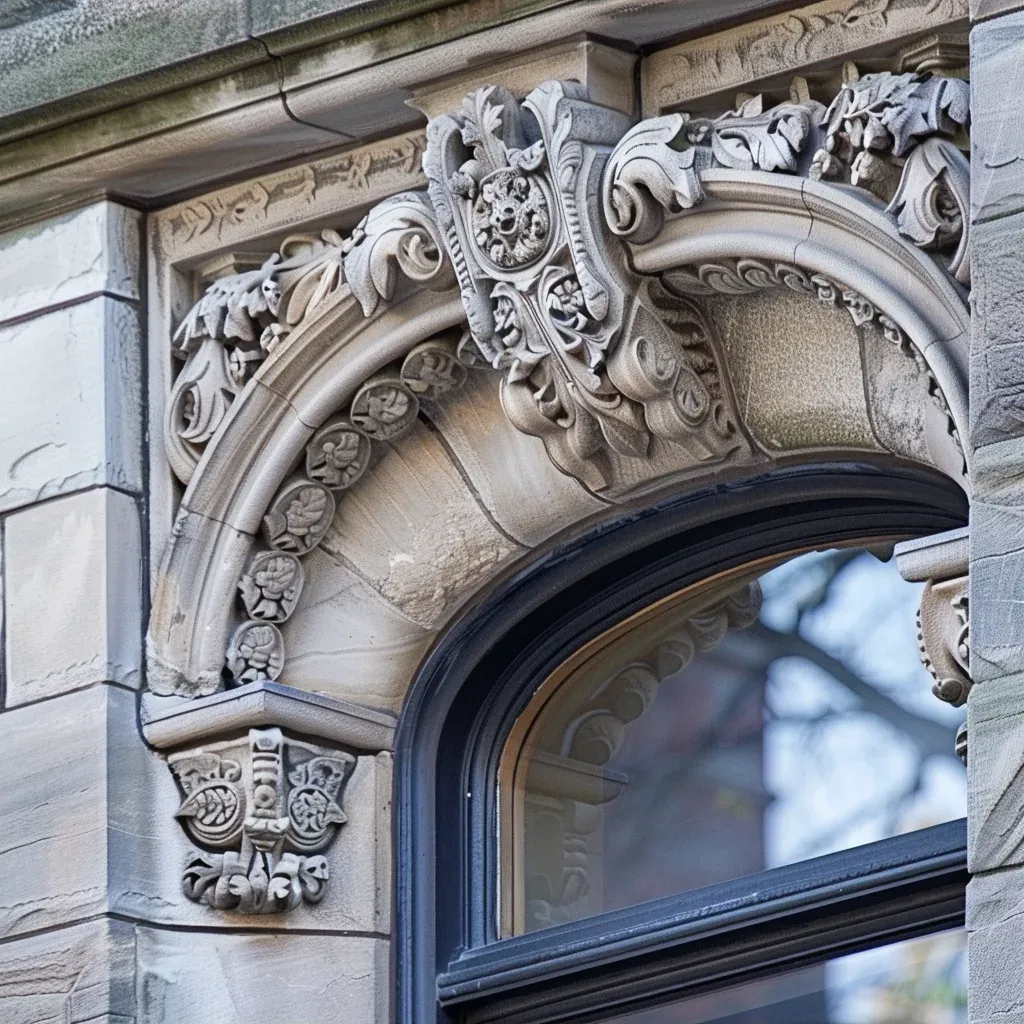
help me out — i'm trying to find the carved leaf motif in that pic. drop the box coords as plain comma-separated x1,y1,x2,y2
342,192,453,317
603,114,702,243
887,136,970,285
711,99,813,172
349,379,419,440
226,621,285,684
238,551,305,622
262,481,335,554
306,422,372,490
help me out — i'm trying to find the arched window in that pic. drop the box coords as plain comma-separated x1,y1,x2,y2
395,463,968,1024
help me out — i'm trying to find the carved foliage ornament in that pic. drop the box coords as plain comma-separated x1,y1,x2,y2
167,71,969,492
169,728,355,914
425,82,742,491
165,74,971,688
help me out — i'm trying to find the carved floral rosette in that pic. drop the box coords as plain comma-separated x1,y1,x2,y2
169,727,356,914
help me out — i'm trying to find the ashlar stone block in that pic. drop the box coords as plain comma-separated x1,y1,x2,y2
136,928,388,1024
0,684,141,939
0,918,135,1024
0,201,140,325
5,487,142,704
0,296,142,513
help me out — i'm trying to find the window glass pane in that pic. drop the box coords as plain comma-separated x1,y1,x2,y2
500,543,966,935
602,929,966,1023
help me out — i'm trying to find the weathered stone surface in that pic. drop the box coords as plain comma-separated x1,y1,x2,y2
322,423,524,631
972,12,1024,220
136,928,388,1023
0,0,254,122
0,296,142,513
972,0,1024,22
706,291,880,455
970,213,1024,447
280,550,435,712
0,918,135,1024
421,372,608,548
968,867,1024,1021
0,685,142,939
0,201,139,325
968,677,1024,871
5,488,142,704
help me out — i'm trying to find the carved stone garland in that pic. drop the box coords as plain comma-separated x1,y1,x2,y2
169,727,355,914
167,69,971,704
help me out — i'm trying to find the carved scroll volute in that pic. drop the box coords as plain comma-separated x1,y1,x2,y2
896,528,970,760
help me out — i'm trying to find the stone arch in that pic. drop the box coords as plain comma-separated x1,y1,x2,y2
148,74,971,713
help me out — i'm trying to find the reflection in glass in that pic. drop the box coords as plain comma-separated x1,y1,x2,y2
502,544,966,935
605,929,967,1023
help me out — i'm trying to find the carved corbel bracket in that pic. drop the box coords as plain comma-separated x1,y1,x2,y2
895,526,969,760
167,725,356,914
146,681,395,915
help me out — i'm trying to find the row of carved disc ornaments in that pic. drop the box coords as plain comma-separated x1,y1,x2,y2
227,329,479,685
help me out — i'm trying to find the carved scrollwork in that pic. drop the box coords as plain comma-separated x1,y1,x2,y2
425,81,744,491
604,95,820,244
167,234,347,484
169,728,355,914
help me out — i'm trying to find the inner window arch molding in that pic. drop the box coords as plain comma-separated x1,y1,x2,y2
144,63,976,1024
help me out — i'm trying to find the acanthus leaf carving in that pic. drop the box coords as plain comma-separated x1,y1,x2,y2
169,728,355,914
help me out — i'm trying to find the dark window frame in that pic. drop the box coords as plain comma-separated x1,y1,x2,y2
393,459,970,1024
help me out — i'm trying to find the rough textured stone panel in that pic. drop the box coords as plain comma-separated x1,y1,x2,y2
706,290,879,455
973,0,1024,17
136,929,388,1024
0,685,137,939
0,202,139,324
5,487,142,703
0,296,142,513
968,677,1024,871
968,868,1024,1022
972,12,1024,220
421,372,607,547
0,918,135,1024
281,549,435,712
322,422,524,630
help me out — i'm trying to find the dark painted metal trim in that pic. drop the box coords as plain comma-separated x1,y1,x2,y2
393,459,969,1024
443,821,967,1023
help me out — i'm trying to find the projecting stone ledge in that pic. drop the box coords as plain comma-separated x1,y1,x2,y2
141,678,397,752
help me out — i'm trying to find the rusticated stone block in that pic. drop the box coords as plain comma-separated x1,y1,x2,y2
5,487,142,704
972,12,1024,220
969,214,1024,449
136,928,388,1024
0,684,144,939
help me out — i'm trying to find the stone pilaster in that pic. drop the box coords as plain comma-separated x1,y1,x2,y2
967,9,1024,1021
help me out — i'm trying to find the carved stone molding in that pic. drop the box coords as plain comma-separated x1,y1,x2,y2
150,71,972,702
168,727,356,914
895,526,970,758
